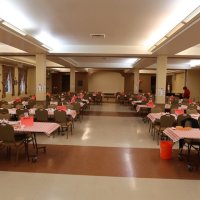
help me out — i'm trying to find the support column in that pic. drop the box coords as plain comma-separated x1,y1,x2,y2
36,54,46,101
134,69,140,94
70,67,75,92
155,56,167,104
14,67,18,96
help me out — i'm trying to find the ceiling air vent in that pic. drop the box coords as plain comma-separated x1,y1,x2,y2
90,33,105,39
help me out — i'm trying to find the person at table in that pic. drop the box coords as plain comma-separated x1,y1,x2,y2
182,86,190,99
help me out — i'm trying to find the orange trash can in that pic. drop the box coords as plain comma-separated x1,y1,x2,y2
160,141,173,160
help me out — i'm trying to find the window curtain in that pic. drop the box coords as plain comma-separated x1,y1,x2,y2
2,65,10,98
18,68,28,95
10,67,15,96
24,68,28,94
18,68,23,96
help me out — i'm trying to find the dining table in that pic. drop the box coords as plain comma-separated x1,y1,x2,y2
163,127,200,171
163,127,200,143
10,121,60,162
8,108,77,119
147,112,200,123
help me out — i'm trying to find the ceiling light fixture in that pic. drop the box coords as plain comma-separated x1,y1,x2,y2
0,56,34,66
42,44,53,51
183,6,200,23
2,21,26,36
148,45,156,52
90,33,106,39
165,23,185,37
155,37,168,46
149,5,200,53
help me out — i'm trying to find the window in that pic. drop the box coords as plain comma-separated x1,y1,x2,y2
5,70,12,93
20,74,25,93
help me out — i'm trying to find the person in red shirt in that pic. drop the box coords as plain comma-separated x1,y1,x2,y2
183,86,190,99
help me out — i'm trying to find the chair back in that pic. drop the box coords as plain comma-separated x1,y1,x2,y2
186,108,198,114
1,104,12,109
15,104,24,109
54,110,66,123
48,104,57,109
35,109,48,122
33,104,45,109
181,118,199,128
28,100,36,108
0,101,8,107
16,108,29,119
187,104,197,110
160,114,175,128
0,108,9,114
0,123,15,143
67,104,73,109
177,114,191,126
0,113,10,120
72,103,81,112
198,116,200,127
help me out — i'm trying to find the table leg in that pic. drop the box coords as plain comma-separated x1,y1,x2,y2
27,132,46,162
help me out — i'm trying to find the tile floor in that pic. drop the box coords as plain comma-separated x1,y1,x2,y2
0,103,200,200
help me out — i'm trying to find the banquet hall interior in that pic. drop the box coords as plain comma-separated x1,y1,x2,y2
1,1,200,200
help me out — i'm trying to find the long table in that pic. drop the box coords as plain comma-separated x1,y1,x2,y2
13,122,60,136
163,127,200,142
163,127,200,170
147,113,177,123
147,113,200,123
12,122,60,161
8,108,77,119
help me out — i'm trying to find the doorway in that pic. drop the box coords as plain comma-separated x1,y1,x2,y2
62,74,70,92
151,76,156,94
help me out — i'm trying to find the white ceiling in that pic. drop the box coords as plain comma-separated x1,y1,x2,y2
0,0,200,71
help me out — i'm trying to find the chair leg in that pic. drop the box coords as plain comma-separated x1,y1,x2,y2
66,129,68,139
24,141,30,161
6,146,12,159
157,131,160,145
187,144,192,162
149,122,152,133
70,124,73,135
16,147,19,163
153,129,156,140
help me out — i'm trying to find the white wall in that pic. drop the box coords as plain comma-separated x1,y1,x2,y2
88,71,124,93
187,69,200,99
172,72,185,93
